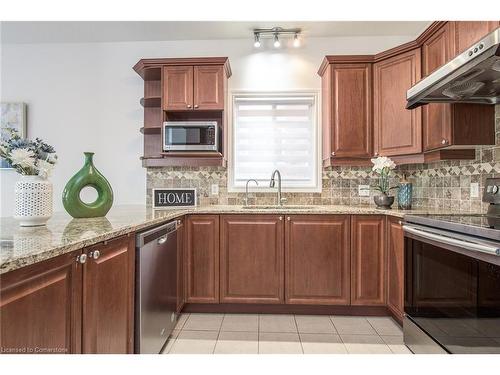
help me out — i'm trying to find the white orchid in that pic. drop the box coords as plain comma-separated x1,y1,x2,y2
371,156,398,195
9,148,37,170
46,152,58,163
36,159,55,178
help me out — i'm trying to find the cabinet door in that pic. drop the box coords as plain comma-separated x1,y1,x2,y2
331,63,372,158
422,23,454,151
285,215,350,305
176,217,185,313
0,251,82,354
163,66,193,110
193,65,224,110
453,21,500,55
373,49,422,156
351,215,386,305
220,215,284,304
82,235,135,354
186,215,219,303
387,217,404,320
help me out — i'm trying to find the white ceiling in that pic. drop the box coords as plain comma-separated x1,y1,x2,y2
1,21,432,44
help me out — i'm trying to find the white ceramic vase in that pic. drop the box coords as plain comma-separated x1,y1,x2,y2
14,175,53,226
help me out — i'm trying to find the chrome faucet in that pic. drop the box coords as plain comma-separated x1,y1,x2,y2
270,169,287,206
244,179,258,206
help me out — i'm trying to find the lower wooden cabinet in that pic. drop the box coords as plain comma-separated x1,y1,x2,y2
0,251,82,354
351,215,386,306
387,217,405,320
0,234,135,354
82,235,135,354
185,215,220,303
220,215,284,303
285,215,350,305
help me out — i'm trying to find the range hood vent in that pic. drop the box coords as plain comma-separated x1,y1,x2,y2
406,28,500,109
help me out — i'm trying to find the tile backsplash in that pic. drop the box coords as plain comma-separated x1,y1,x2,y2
147,105,500,212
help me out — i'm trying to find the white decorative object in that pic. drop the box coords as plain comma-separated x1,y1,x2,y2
14,175,53,226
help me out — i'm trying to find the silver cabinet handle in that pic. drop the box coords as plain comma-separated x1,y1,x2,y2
374,152,379,156
177,220,182,226
441,139,447,145
279,216,283,221
187,104,192,108
89,250,100,260
331,152,335,156
76,254,87,264
403,225,500,256
158,236,168,244
287,217,291,221
194,104,199,109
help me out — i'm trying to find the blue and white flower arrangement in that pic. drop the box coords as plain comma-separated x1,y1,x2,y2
0,129,57,178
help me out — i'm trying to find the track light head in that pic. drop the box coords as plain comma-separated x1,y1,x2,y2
254,33,261,48
273,33,280,48
293,33,300,47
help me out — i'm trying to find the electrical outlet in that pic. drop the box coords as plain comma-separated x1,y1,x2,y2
358,185,370,197
470,183,479,198
211,184,219,196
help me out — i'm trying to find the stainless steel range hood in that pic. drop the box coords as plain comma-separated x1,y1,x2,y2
406,28,500,109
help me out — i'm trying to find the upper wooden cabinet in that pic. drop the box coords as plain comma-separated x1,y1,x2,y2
421,22,495,152
373,49,422,157
319,58,373,165
163,64,226,111
285,215,350,305
351,215,386,306
82,235,135,354
185,215,220,304
452,21,500,55
220,215,284,304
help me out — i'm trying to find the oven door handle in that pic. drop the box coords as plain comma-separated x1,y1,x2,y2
403,225,500,256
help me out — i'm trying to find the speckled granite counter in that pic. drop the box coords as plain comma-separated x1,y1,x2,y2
0,204,477,275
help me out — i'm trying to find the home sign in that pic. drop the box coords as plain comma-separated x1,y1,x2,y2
152,188,197,209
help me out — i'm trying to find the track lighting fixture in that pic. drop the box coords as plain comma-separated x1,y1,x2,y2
251,27,302,49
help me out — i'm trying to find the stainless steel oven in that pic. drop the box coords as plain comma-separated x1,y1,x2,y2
403,178,500,354
163,121,219,152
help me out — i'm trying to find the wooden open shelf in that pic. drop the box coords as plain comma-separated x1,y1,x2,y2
140,127,162,135
140,97,161,108
141,153,226,168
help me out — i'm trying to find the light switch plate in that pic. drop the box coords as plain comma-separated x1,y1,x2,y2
358,185,370,197
470,183,479,198
211,184,219,196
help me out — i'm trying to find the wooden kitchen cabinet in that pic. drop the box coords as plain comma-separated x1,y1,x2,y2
176,217,186,313
373,49,422,157
421,23,495,152
220,215,284,304
318,58,373,166
452,21,500,55
386,217,405,321
185,215,220,303
82,235,135,354
163,65,225,111
351,215,386,306
285,215,350,305
0,251,82,354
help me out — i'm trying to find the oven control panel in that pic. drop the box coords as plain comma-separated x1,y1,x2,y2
483,178,500,204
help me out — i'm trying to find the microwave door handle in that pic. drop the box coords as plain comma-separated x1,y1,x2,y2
403,225,500,256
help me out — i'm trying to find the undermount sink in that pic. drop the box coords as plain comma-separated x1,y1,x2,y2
242,205,315,210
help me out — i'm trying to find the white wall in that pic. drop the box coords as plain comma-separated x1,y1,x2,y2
0,34,413,216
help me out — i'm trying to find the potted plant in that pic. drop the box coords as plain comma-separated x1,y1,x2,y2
0,129,58,226
371,156,398,209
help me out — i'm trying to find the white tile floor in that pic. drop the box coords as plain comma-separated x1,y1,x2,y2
163,313,411,354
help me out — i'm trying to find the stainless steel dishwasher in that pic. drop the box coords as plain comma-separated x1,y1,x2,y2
135,221,178,354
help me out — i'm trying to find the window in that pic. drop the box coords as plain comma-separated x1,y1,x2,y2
229,92,320,192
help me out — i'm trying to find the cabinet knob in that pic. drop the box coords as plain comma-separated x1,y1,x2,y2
187,104,192,108
331,152,335,156
89,250,100,260
441,139,447,145
76,254,87,264
374,152,379,156
194,104,199,109
177,220,182,226
279,216,283,221
287,217,291,221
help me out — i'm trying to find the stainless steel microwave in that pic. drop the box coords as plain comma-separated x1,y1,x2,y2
162,121,219,152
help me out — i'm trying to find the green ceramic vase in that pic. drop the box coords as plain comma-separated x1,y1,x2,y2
62,152,113,218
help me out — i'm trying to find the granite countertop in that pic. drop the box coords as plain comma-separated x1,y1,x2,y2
0,204,477,275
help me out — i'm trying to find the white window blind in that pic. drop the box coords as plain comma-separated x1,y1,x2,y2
231,93,319,190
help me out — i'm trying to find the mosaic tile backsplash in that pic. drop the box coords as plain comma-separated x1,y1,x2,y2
147,105,500,212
